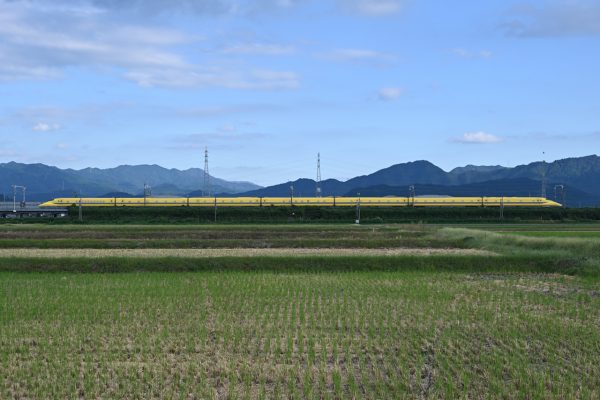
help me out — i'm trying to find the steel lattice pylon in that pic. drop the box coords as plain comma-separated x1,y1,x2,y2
203,147,210,197
316,153,322,197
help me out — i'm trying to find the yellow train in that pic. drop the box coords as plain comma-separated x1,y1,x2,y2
40,196,562,207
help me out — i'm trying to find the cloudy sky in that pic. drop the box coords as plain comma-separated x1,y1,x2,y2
0,0,599,185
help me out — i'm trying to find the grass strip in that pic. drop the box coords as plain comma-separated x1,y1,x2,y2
0,255,590,276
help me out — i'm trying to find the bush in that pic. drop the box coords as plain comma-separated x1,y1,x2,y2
51,206,600,224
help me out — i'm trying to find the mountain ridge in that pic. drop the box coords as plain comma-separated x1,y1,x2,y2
0,162,261,200
2,155,599,206
235,155,600,206
344,178,598,207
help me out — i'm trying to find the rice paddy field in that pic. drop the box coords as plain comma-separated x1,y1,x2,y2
1,223,599,398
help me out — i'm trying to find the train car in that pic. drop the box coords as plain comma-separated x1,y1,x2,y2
195,197,262,207
261,197,337,207
40,196,562,208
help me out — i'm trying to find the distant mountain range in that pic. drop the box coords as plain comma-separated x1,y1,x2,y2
2,155,599,206
235,155,600,207
350,179,599,207
0,162,260,201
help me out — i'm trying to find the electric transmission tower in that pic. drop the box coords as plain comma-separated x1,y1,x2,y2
203,147,210,197
554,185,566,206
540,152,547,199
143,183,152,206
316,152,322,197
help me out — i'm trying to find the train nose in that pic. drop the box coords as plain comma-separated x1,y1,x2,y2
544,200,562,207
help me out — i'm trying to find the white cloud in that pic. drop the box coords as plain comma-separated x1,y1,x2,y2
450,48,493,59
341,0,406,16
325,48,391,60
92,0,311,16
33,122,61,132
167,131,269,151
4,0,409,18
7,104,128,129
0,3,190,79
78,0,235,16
56,143,69,149
0,1,300,90
125,68,299,89
248,70,300,89
503,1,600,37
221,43,295,56
18,0,409,17
378,87,403,101
175,104,285,117
319,48,396,67
218,124,236,132
246,0,309,14
0,0,406,87
454,132,503,144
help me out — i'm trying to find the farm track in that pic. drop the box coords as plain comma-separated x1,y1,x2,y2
0,230,380,239
0,247,494,258
0,227,419,240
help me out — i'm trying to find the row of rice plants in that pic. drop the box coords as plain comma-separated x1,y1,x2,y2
1,271,598,398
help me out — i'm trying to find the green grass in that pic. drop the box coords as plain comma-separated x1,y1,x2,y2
462,222,600,236
502,231,600,237
2,223,599,276
1,271,598,399
460,223,600,232
0,254,583,274
5,206,600,224
0,224,456,251
1,223,599,398
0,237,426,249
0,224,453,249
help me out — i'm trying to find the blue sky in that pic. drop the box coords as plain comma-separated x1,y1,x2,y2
0,0,599,185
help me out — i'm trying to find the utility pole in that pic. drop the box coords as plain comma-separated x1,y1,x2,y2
554,185,566,207
316,152,322,197
12,185,26,213
500,196,504,220
214,196,217,223
355,193,361,224
203,147,210,197
290,184,294,205
78,192,83,222
408,185,416,207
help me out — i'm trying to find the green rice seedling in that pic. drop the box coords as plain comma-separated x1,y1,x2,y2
1,223,599,398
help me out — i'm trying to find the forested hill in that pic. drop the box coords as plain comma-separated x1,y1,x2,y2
236,155,600,206
0,162,260,200
3,155,599,205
